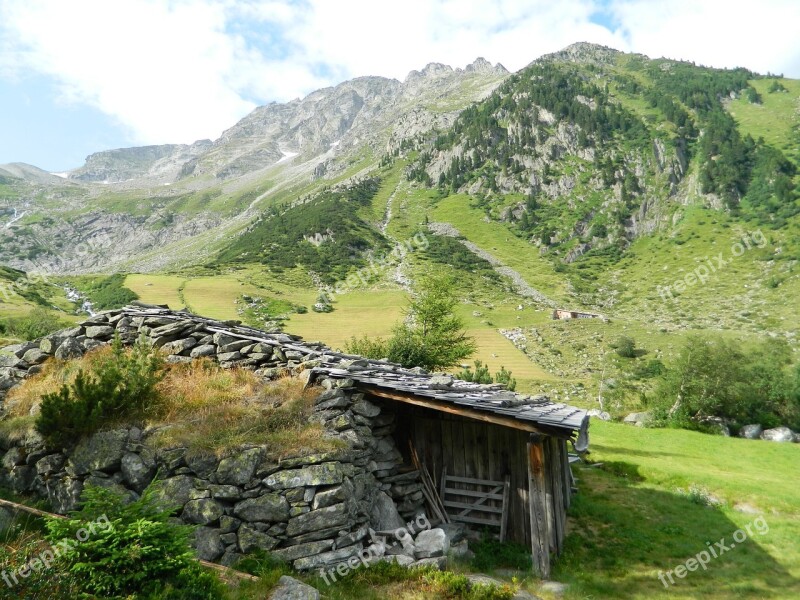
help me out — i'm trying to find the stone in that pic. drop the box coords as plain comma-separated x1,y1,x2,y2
587,409,611,421
47,476,83,513
217,351,242,362
370,491,405,531
219,516,241,533
286,503,350,537
149,475,203,511
216,448,262,485
193,527,225,561
238,524,279,553
69,430,128,475
54,337,84,360
219,340,251,353
183,498,225,525
382,555,415,567
208,484,242,500
761,427,795,442
213,332,239,347
190,344,217,358
292,545,362,571
35,454,65,476
272,540,334,562
161,338,197,355
8,465,35,494
738,424,763,439
623,412,651,427
268,575,319,600
233,493,290,522
414,528,449,558
2,447,26,469
185,453,219,478
439,522,466,545
22,348,49,365
351,398,381,418
265,463,345,489
121,452,156,493
85,325,115,339
312,480,354,510
412,556,447,570
85,476,137,504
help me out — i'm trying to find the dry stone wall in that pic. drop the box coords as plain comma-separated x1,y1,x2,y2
0,305,426,570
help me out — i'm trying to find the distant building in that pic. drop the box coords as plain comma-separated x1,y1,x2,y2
552,309,607,322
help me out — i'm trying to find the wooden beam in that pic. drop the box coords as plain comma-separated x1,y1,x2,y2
362,386,570,438
528,435,551,578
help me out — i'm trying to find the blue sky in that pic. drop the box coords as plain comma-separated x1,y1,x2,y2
1,0,798,172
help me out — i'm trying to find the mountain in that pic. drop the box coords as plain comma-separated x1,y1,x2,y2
1,43,799,392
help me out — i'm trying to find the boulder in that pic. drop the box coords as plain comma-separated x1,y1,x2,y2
587,409,611,421
238,524,279,553
272,540,334,563
47,476,83,513
85,325,115,339
193,527,225,561
35,454,65,476
22,348,49,365
69,430,128,475
761,427,795,442
216,448,262,485
369,491,405,531
351,398,381,418
149,475,204,511
412,556,447,570
54,337,84,360
268,575,319,600
265,462,345,489
183,498,225,525
233,494,290,522
286,502,350,537
292,545,362,571
121,451,156,492
161,338,197,355
623,412,651,427
414,528,449,558
738,424,763,440
186,453,220,478
190,344,217,359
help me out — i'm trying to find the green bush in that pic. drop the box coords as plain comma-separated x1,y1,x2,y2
0,307,70,340
651,336,800,430
612,336,637,358
36,334,164,448
81,273,139,310
44,484,224,599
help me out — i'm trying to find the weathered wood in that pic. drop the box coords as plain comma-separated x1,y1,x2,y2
442,487,505,500
500,475,511,543
527,435,551,578
443,500,504,514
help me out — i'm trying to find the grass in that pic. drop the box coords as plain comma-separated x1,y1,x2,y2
727,78,800,154
551,420,800,599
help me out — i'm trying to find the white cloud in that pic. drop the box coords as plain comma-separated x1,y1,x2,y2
608,0,800,77
0,0,797,149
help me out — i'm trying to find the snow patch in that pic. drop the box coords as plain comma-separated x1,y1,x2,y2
277,149,299,164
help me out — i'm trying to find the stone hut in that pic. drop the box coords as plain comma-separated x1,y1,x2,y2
0,304,589,576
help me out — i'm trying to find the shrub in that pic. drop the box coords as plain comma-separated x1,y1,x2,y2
613,336,637,358
0,307,70,340
35,334,164,447
44,484,224,599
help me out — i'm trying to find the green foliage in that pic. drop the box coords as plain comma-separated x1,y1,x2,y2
469,538,532,572
651,336,800,430
0,307,70,340
420,568,516,599
81,273,139,310
422,233,499,281
612,336,637,358
767,79,788,93
44,484,223,599
36,334,164,448
217,178,386,284
741,144,798,225
346,276,476,370
457,360,517,391
744,86,763,104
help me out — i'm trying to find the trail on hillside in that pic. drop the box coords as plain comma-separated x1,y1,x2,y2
427,221,556,307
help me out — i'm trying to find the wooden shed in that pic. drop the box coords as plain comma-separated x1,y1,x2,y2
315,363,589,576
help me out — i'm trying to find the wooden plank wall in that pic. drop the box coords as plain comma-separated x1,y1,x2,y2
397,405,532,546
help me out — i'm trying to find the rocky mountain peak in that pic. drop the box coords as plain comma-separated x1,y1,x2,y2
537,41,622,66
465,57,508,75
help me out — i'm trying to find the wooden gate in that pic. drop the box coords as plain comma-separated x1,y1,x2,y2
440,470,511,541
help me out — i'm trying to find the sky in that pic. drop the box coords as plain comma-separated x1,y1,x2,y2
1,0,798,172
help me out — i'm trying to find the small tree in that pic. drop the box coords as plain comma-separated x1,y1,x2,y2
346,275,475,371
